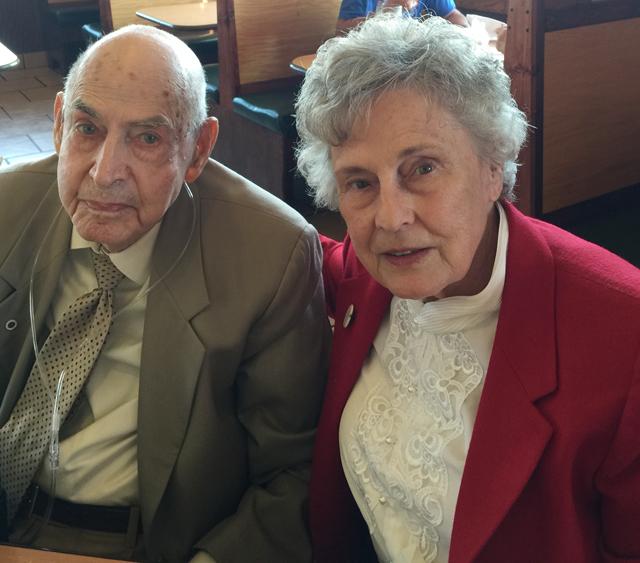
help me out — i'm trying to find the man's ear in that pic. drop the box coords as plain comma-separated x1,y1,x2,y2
53,92,65,153
185,117,219,183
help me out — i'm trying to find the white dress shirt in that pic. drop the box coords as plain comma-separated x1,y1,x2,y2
339,204,509,563
34,224,159,505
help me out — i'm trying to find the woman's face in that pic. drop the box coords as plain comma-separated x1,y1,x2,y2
331,88,503,301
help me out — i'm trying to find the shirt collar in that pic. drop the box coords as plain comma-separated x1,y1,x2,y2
70,223,161,286
392,202,509,334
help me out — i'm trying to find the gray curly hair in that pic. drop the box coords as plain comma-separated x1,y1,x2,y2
295,14,529,210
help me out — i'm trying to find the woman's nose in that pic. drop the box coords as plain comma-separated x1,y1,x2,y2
374,180,415,232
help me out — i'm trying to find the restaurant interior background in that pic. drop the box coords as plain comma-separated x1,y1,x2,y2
0,0,638,267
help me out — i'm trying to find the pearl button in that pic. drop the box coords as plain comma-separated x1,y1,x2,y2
385,437,393,444
5,319,17,331
379,496,387,504
342,304,355,328
408,385,416,392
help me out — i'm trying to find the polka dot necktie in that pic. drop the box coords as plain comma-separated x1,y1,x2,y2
0,251,123,521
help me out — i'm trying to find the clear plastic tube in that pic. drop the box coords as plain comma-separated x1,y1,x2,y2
25,181,196,533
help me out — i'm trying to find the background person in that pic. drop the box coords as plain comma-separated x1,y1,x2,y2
337,0,468,32
0,25,328,562
295,14,640,563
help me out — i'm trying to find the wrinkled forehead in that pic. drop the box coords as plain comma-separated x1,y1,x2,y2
65,36,185,127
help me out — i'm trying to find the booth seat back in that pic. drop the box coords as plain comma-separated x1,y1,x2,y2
217,0,341,105
98,0,205,32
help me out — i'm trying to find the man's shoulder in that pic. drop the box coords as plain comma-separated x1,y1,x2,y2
0,153,58,184
0,154,58,227
194,159,311,237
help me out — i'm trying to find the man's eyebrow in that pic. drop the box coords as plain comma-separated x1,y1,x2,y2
68,102,172,129
130,116,173,129
71,100,98,118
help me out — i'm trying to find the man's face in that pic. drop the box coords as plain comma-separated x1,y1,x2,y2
54,39,213,252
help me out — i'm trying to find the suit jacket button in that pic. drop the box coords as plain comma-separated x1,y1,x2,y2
343,304,355,328
5,319,17,331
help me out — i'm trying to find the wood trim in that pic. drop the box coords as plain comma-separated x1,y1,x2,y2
504,0,543,216
541,18,640,212
545,0,640,32
456,0,507,17
98,0,113,32
216,0,239,107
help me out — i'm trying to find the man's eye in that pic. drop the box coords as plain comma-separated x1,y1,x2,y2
140,133,160,145
77,123,96,135
415,163,433,175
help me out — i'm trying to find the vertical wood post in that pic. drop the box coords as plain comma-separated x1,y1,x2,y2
504,0,543,216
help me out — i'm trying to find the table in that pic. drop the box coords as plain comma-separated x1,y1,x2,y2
136,1,217,31
0,41,19,70
0,543,126,562
290,54,315,75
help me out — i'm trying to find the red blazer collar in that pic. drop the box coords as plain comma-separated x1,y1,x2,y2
450,202,558,561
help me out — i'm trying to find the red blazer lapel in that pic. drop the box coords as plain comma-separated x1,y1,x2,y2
310,270,391,557
450,204,558,562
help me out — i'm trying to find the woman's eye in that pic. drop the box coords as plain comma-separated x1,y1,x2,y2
349,179,370,190
140,133,160,145
415,163,433,175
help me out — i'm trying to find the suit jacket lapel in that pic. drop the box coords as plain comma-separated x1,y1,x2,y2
137,186,209,532
0,182,70,424
450,204,557,562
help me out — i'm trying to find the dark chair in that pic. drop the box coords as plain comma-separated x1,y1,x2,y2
42,0,100,72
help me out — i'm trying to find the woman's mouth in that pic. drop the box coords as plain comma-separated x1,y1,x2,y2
383,247,431,265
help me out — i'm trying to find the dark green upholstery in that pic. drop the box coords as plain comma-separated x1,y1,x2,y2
203,64,220,106
231,88,298,137
48,5,100,26
178,31,218,64
42,3,99,73
81,23,104,45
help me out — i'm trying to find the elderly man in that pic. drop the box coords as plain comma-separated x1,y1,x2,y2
0,25,328,563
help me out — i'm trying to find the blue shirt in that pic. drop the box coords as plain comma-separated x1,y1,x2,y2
339,0,456,19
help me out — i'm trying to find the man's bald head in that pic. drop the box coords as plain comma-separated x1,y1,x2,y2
63,25,207,136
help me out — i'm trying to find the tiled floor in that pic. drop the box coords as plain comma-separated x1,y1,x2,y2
0,55,62,168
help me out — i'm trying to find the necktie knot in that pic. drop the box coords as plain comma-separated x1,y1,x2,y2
92,251,124,291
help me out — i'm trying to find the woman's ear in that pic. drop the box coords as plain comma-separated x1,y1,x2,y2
487,162,504,202
185,117,219,183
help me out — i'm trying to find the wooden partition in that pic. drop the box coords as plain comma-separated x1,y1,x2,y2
542,18,640,212
456,0,640,216
216,0,341,104
98,0,202,32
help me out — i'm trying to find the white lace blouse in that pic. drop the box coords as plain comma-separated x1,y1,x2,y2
339,204,509,563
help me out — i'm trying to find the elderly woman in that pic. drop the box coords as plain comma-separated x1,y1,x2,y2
295,14,640,563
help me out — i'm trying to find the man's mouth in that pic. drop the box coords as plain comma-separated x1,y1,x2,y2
84,200,129,213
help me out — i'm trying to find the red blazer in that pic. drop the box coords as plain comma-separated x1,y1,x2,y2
311,203,640,562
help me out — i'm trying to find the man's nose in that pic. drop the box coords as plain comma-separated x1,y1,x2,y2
90,134,129,187
374,179,415,232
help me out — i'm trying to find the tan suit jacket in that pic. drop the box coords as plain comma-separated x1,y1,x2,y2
0,155,330,562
